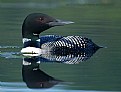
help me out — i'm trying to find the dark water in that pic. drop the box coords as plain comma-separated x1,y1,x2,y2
0,0,121,92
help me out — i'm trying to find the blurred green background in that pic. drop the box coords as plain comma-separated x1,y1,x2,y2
0,0,121,91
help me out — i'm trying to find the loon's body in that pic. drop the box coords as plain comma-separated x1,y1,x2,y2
21,13,100,56
40,35,98,52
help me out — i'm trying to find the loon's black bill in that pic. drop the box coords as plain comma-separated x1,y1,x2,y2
48,19,74,26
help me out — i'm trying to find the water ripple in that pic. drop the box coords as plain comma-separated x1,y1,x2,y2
0,82,109,92
0,46,20,49
0,52,21,59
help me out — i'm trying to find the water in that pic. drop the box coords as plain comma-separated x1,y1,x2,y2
0,0,121,91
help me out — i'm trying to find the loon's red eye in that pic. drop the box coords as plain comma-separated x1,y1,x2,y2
39,18,43,21
37,17,45,23
36,17,44,23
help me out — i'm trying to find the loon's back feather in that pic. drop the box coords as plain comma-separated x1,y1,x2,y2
40,35,63,46
40,35,99,52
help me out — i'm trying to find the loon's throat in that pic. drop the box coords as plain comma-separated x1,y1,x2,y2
23,38,40,48
22,27,41,48
22,29,39,38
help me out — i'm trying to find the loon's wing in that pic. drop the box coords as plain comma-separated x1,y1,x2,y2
53,36,88,48
41,35,99,52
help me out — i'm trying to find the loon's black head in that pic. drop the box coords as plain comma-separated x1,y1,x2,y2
22,13,74,39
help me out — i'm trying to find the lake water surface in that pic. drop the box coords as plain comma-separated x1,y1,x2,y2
0,0,121,92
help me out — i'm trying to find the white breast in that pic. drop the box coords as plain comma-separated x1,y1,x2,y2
21,47,46,56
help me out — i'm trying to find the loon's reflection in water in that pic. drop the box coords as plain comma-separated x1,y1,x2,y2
22,58,61,89
22,48,99,89
40,50,98,64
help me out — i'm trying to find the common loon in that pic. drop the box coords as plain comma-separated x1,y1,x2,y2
21,13,100,56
